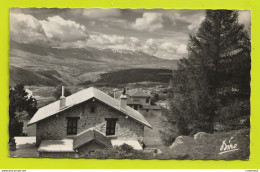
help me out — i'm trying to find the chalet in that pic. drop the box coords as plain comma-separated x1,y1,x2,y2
28,87,151,158
126,90,163,115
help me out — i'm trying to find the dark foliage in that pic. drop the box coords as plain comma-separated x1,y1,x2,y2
161,10,251,145
150,93,160,105
9,84,38,140
91,68,173,87
8,119,24,141
120,143,134,153
84,144,154,159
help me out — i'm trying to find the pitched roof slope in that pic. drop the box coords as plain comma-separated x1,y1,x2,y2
38,139,74,153
28,87,151,128
73,128,112,149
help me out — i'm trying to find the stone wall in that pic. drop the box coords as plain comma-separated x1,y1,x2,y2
36,99,145,146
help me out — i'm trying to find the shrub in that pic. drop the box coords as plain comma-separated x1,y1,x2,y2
120,143,134,153
84,144,153,159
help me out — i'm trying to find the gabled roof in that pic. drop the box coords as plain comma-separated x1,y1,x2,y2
28,87,151,128
128,90,150,98
73,128,112,149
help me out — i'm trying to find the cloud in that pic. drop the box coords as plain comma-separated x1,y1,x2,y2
164,10,205,32
238,10,251,25
175,44,187,54
82,9,121,19
88,34,125,45
10,13,46,43
85,33,141,50
156,44,187,59
84,34,187,59
159,42,176,53
142,39,187,59
238,10,251,32
187,16,205,31
40,16,88,42
10,10,191,60
10,13,89,45
129,37,141,47
142,39,158,54
132,13,163,32
85,34,187,59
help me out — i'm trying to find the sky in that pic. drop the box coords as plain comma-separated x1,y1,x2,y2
10,8,251,60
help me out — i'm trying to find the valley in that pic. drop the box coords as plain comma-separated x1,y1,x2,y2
9,40,177,87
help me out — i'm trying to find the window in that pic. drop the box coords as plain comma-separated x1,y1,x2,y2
90,104,97,113
134,105,138,110
66,117,79,135
146,98,150,103
91,106,96,113
146,109,149,112
105,118,118,136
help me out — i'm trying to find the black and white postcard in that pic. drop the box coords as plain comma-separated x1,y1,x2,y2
9,8,251,159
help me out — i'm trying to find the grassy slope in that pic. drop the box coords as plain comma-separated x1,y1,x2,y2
9,65,61,86
143,112,165,148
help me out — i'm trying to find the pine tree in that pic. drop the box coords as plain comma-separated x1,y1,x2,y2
160,10,251,145
9,84,38,141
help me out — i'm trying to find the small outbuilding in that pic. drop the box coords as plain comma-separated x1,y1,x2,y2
73,128,112,154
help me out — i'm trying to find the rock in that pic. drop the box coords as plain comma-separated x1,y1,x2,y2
194,132,207,140
170,135,191,149
155,148,162,154
144,148,162,156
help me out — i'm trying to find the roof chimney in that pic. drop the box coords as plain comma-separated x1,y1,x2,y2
60,86,66,109
120,88,127,110
120,94,127,110
113,88,118,98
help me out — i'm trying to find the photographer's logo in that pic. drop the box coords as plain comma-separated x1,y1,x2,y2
219,137,239,155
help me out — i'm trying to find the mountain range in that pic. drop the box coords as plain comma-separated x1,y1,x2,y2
9,40,177,87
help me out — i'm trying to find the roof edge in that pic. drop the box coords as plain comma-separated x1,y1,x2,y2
28,92,152,129
96,98,152,128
